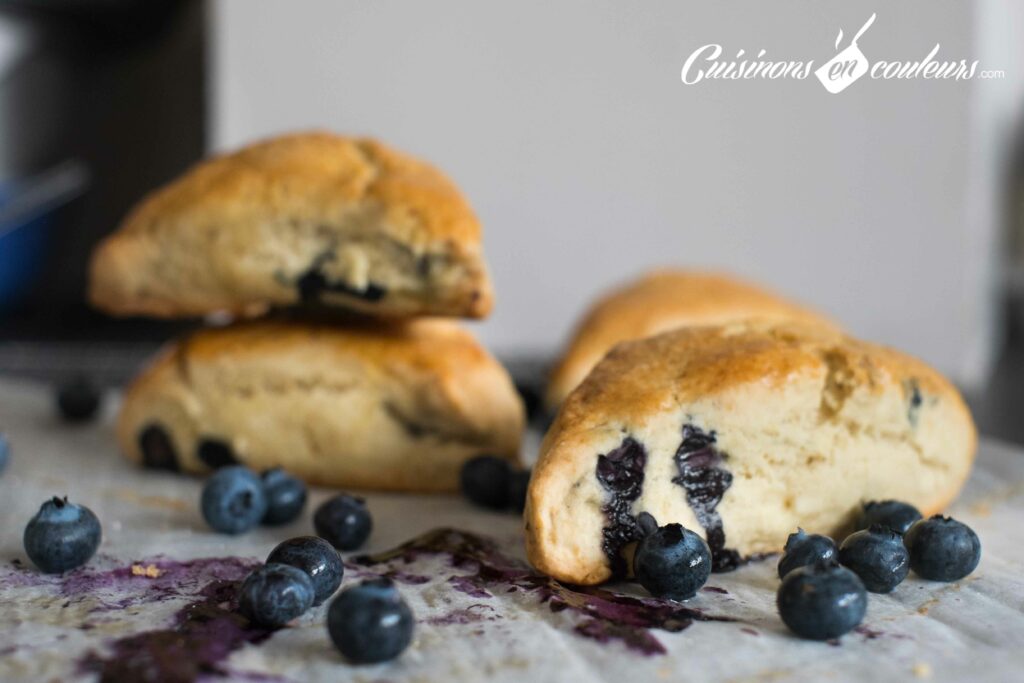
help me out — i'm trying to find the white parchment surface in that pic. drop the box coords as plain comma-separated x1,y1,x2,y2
1,378,1023,682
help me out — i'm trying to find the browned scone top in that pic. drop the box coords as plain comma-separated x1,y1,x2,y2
545,270,838,410
90,131,493,319
118,316,524,492
527,319,976,585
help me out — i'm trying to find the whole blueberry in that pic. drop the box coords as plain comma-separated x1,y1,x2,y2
506,470,531,513
777,529,837,579
857,500,923,535
903,515,981,582
327,578,414,664
777,561,867,640
55,376,103,423
838,525,909,593
260,468,307,526
0,433,9,474
314,494,372,550
460,455,512,510
200,466,268,534
267,536,344,605
633,520,712,600
237,563,315,628
23,496,102,573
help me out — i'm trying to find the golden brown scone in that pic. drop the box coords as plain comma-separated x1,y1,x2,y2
118,316,524,492
90,132,493,319
545,270,838,410
526,320,976,585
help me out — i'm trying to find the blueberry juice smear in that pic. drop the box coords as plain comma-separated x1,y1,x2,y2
353,527,735,656
595,437,647,577
672,425,741,572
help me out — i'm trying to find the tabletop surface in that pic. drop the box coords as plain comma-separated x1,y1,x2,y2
1,378,1022,682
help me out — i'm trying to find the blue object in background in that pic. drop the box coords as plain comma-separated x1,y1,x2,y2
0,161,89,313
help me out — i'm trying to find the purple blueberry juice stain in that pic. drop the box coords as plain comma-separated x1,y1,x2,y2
353,527,737,656
702,586,728,595
672,424,742,572
595,437,647,577
426,603,498,626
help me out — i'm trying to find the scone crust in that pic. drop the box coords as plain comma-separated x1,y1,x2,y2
90,132,493,319
545,270,838,409
527,320,976,585
118,317,524,492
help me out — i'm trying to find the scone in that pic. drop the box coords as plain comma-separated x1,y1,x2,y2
118,316,524,492
545,270,837,410
526,320,976,585
90,132,493,319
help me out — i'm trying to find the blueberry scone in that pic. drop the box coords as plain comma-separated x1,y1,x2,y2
526,320,975,585
118,317,524,492
90,132,493,319
545,270,837,410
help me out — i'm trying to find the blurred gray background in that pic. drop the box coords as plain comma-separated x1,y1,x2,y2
212,0,1024,390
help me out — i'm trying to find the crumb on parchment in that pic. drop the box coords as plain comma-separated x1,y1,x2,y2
913,662,932,679
131,564,163,578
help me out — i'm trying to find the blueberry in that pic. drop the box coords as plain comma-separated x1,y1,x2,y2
633,515,712,600
55,376,103,423
237,563,315,628
260,468,307,526
776,561,867,640
200,466,268,534
327,578,414,664
23,496,102,573
267,536,343,605
838,525,909,593
314,494,372,550
777,529,837,579
857,500,922,535
506,470,531,513
903,515,981,582
460,455,511,509
514,380,543,423
0,433,9,474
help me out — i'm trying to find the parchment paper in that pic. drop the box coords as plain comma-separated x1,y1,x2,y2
1,378,1022,682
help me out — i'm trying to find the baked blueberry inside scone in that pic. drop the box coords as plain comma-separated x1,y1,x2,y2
526,320,976,586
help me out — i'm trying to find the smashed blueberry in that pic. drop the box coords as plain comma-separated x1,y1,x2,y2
314,494,372,550
776,561,867,640
267,536,344,605
857,500,922,535
903,515,981,582
23,496,102,573
506,469,531,513
200,466,268,534
260,468,307,526
838,525,909,593
672,425,740,571
633,515,712,600
596,437,647,577
460,455,512,510
197,438,238,469
327,578,414,664
238,563,315,628
56,376,102,423
138,424,179,472
0,433,9,474
777,529,837,579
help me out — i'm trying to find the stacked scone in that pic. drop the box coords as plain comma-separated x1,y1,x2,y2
90,132,524,492
527,273,976,584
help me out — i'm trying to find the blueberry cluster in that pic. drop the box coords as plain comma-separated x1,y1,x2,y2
459,455,532,513
23,496,102,573
200,466,307,534
775,500,982,640
236,535,414,663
